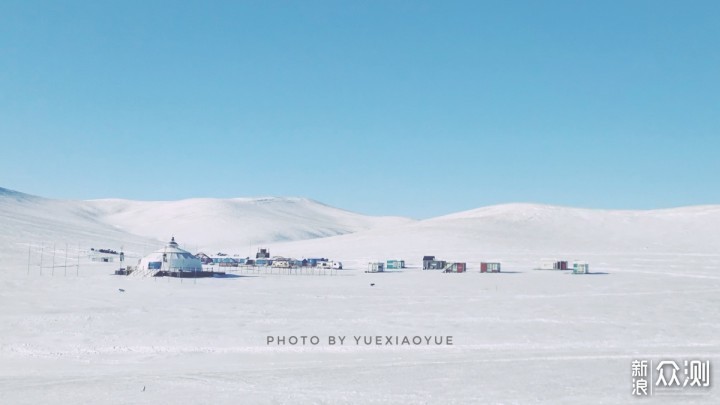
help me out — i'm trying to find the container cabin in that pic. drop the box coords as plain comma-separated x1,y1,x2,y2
367,262,385,273
443,262,466,273
480,262,502,273
573,261,589,274
387,259,405,269
537,259,569,270
424,259,447,270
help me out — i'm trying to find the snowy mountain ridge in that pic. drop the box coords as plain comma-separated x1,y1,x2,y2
1,187,719,265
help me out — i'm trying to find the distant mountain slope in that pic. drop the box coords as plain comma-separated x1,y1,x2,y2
2,187,719,269
0,188,157,266
266,203,720,263
0,188,414,263
0,186,37,201
84,197,415,251
424,203,720,253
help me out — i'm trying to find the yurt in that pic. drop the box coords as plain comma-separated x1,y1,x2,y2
136,237,203,276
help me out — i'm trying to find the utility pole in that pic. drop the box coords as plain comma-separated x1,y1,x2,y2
64,243,68,277
51,243,56,276
39,244,44,276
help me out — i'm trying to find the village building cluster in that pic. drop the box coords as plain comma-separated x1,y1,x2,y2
111,238,592,278
195,248,342,270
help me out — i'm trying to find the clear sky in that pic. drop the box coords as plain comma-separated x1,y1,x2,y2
1,1,718,219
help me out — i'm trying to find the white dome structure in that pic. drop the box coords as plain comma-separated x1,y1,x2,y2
137,237,202,274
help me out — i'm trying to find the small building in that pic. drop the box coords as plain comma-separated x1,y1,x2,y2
195,252,213,264
114,267,131,275
480,262,501,273
256,248,270,259
367,262,384,273
90,249,117,262
272,259,292,268
316,261,342,269
387,259,405,269
424,259,447,270
307,258,328,267
537,259,569,270
443,262,466,273
209,256,239,266
573,261,589,274
422,256,435,270
255,258,273,266
217,257,239,267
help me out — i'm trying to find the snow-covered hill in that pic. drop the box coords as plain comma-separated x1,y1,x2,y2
83,196,414,252
2,186,719,267
0,187,413,263
266,202,720,266
0,188,158,266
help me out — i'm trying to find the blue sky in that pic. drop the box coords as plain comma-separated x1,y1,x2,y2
1,1,718,218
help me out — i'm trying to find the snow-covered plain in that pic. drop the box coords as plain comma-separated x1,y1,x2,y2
1,188,718,404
